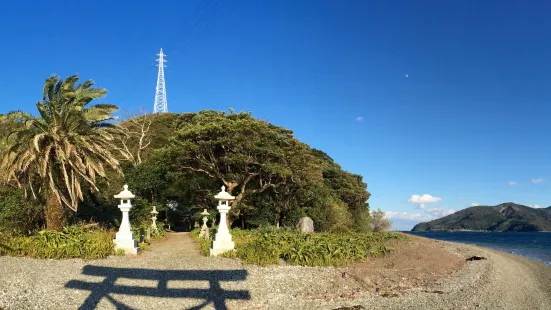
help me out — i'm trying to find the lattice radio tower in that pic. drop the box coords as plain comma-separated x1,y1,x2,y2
153,48,168,113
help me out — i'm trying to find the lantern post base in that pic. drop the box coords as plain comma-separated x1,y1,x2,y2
210,238,235,256
114,231,139,255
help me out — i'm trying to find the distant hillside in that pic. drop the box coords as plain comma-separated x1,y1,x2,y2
412,203,551,232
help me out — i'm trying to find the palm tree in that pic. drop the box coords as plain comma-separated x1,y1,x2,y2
1,74,122,230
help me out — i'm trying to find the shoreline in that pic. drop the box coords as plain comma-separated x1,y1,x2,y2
0,234,549,309
407,230,551,232
325,237,551,310
405,230,551,266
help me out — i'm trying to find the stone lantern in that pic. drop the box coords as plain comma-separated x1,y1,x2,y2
210,185,235,256
199,209,210,239
113,185,139,255
151,206,159,231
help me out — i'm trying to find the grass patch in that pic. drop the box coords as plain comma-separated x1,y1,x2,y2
190,228,407,267
0,226,116,259
138,242,150,252
0,223,168,259
190,229,211,256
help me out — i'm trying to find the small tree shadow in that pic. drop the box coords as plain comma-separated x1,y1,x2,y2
65,265,250,310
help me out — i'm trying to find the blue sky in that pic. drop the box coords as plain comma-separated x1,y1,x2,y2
1,0,551,230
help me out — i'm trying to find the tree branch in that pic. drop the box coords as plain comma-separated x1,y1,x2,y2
180,166,218,179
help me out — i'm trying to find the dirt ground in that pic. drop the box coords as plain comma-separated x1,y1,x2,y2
343,233,466,295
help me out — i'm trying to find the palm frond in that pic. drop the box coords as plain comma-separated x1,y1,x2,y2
0,74,122,212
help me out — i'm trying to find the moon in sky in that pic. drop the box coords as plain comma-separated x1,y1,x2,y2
405,74,409,78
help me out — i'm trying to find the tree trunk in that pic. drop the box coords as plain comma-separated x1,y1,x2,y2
45,194,64,231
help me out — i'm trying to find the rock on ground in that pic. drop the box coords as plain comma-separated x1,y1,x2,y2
296,217,314,233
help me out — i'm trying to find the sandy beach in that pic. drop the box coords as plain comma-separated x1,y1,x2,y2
0,233,549,310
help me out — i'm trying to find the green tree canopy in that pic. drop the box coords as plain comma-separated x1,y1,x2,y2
162,110,324,223
157,110,371,230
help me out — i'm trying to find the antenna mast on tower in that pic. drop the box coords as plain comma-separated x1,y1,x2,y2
153,48,168,113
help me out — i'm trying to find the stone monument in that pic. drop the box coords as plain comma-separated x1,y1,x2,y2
199,209,210,239
210,186,235,256
113,185,139,255
296,217,314,233
150,206,159,231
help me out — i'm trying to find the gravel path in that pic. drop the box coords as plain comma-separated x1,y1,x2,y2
0,233,549,310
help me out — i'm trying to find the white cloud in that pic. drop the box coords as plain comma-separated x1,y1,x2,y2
508,181,517,186
355,116,363,121
532,178,545,184
385,212,434,221
531,204,541,208
385,194,455,225
424,207,456,218
408,194,441,204
386,207,455,222
471,203,480,207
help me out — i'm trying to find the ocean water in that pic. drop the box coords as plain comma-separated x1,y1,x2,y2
404,231,551,266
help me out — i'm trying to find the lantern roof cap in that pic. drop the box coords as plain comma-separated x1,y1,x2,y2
214,185,235,200
200,208,210,216
150,206,159,215
114,185,135,199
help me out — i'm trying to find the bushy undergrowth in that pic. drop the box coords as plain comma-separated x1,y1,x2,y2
132,224,167,242
191,228,407,267
0,226,116,259
0,185,44,235
0,222,170,259
190,229,211,256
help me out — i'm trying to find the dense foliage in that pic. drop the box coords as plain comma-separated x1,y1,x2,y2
412,203,551,232
0,185,43,234
0,74,380,260
191,228,406,266
150,110,373,232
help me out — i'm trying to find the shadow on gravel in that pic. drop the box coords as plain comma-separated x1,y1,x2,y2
65,265,250,310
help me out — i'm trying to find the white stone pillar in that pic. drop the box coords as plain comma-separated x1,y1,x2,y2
199,209,210,238
151,206,159,231
210,186,236,256
113,185,139,255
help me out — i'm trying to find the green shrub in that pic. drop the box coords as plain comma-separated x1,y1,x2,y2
350,207,372,233
151,226,167,239
219,250,237,259
236,236,281,266
191,228,407,267
1,226,116,259
190,229,211,256
0,185,44,234
0,242,13,256
138,242,150,252
325,202,353,231
330,224,352,234
369,209,391,232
